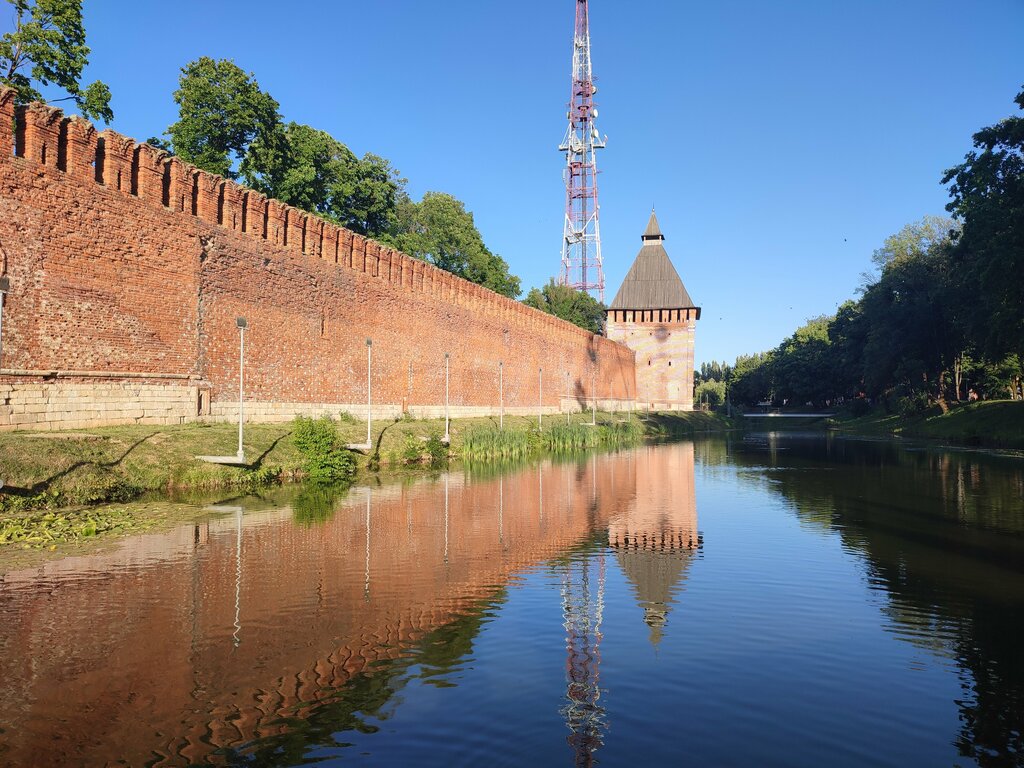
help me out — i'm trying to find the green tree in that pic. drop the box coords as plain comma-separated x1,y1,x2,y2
729,351,775,406
870,215,958,272
386,191,521,298
0,0,112,122
166,57,280,179
827,299,869,398
772,315,835,406
694,379,726,409
943,84,1024,361
859,230,962,408
522,279,605,333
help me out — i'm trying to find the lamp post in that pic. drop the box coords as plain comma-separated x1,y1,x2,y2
235,317,247,460
565,370,570,425
0,276,9,368
365,338,373,447
499,361,504,430
538,367,543,431
444,352,450,442
591,370,596,426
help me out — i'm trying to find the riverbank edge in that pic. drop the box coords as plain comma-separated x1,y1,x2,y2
0,411,735,551
826,400,1024,450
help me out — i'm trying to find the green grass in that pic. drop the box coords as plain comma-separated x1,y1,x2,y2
834,399,1024,448
0,409,735,550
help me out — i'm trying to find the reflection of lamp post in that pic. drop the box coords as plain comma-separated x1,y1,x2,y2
364,487,372,601
538,367,543,431
365,338,373,447
444,352,450,443
233,505,242,648
499,361,504,430
235,317,247,460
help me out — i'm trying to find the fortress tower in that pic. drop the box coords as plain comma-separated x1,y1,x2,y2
605,212,701,411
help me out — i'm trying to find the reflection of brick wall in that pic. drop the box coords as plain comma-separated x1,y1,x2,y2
0,89,636,430
606,310,697,410
0,455,641,766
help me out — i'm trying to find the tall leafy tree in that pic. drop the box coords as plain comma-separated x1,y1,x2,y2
242,122,404,238
943,85,1024,360
167,57,280,179
523,279,606,334
0,0,112,122
387,192,521,298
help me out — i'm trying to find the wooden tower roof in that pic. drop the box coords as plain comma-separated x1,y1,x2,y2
608,210,699,312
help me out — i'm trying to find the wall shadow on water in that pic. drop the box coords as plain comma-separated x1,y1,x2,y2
718,432,1024,767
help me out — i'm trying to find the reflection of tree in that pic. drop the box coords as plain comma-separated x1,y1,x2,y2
727,434,1024,766
292,483,347,526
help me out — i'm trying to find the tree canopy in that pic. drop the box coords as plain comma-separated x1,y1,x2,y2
241,122,403,236
522,279,605,333
160,58,520,296
723,85,1024,414
0,0,112,122
943,84,1024,359
167,57,280,180
386,192,521,298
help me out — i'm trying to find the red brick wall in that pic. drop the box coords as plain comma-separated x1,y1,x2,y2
0,89,636,423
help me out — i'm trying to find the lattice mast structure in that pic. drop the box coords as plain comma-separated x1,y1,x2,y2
559,0,607,301
560,553,608,766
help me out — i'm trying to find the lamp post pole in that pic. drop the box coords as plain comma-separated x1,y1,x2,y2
444,352,450,442
0,276,9,369
366,338,373,447
236,317,247,460
538,367,543,431
565,370,570,424
499,361,504,430
591,370,596,426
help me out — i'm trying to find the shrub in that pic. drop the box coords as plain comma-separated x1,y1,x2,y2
292,416,356,482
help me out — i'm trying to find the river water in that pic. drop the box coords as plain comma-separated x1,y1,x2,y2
1,434,1023,767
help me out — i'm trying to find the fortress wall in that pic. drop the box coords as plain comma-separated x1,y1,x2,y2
0,91,636,430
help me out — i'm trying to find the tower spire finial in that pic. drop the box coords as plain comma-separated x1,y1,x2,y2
642,209,664,241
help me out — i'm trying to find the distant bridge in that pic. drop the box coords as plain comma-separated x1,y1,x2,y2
740,412,835,418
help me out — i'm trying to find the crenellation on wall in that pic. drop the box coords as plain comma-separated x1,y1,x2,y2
191,169,220,223
220,179,243,231
63,116,97,183
133,142,165,202
243,190,267,238
16,103,63,166
98,130,134,194
0,86,14,157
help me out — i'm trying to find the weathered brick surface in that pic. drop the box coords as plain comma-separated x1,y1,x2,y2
0,90,637,430
606,308,698,410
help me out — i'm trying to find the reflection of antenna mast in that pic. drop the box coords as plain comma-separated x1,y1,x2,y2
560,553,607,765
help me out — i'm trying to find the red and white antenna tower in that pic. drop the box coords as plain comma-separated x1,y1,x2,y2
559,0,606,301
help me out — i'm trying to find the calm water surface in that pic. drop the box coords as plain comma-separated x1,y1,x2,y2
2,435,1024,767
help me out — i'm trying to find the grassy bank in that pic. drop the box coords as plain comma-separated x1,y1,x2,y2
832,400,1024,449
0,410,733,551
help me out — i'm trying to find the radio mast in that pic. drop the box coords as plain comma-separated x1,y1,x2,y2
559,0,606,301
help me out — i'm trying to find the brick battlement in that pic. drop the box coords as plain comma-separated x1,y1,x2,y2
0,89,637,429
0,89,593,340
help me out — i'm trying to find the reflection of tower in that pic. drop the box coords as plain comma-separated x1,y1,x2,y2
560,554,607,766
608,443,700,646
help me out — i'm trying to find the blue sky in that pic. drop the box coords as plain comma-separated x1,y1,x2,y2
5,1,1022,365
